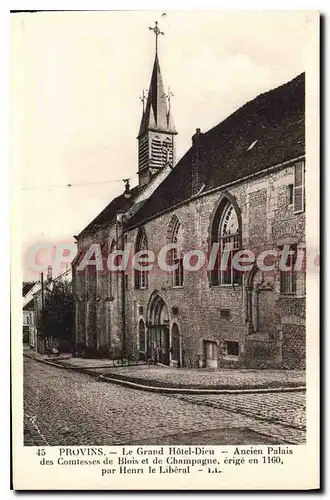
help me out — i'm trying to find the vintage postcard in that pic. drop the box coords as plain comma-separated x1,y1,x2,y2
11,9,320,490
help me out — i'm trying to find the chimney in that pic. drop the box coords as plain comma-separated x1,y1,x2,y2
192,128,202,145
116,210,126,225
47,265,52,282
123,178,131,199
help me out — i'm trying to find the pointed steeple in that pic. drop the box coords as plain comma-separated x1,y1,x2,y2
138,54,176,137
137,21,178,187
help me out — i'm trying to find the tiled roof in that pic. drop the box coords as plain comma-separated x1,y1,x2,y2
77,186,140,238
22,282,36,296
126,73,305,228
23,302,35,311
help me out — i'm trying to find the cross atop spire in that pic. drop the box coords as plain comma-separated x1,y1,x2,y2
148,20,164,54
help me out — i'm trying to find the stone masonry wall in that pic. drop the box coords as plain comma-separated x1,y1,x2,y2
124,161,306,368
73,224,125,357
73,161,306,367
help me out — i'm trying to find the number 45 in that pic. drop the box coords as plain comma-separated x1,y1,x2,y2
36,449,45,456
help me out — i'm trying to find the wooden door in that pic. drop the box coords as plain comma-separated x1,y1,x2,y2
204,340,217,368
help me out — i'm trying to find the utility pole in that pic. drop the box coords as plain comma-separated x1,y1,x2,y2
116,211,127,359
38,271,44,353
41,272,44,309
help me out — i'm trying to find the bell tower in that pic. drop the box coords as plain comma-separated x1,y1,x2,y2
137,21,177,187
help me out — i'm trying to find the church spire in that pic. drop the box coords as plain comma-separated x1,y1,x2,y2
137,20,177,187
138,54,176,137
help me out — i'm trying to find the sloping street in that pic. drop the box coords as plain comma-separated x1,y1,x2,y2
24,356,306,447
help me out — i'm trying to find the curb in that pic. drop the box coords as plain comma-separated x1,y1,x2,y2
98,374,306,395
24,353,306,395
23,353,103,378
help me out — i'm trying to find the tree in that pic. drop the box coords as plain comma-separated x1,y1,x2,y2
40,280,73,346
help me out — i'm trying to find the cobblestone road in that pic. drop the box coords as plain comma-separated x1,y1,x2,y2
23,357,306,446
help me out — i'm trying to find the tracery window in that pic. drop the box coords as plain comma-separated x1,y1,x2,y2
211,198,241,286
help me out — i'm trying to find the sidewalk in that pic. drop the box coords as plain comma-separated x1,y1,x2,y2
24,349,306,394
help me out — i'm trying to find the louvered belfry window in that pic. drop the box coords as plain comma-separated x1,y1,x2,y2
151,136,162,169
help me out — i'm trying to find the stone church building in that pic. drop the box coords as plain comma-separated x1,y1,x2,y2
72,44,306,369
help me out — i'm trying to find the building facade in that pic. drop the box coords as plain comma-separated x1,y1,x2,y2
23,267,73,352
73,46,306,368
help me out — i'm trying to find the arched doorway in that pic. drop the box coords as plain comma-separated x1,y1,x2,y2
147,293,170,365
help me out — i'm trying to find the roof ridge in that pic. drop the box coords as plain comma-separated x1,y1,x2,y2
126,72,305,228
204,72,305,140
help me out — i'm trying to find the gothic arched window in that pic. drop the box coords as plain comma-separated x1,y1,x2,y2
211,197,241,286
168,215,184,287
135,228,149,290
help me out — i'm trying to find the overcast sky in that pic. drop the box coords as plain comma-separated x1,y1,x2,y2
11,11,313,279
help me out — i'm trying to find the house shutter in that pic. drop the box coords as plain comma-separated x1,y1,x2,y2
293,161,304,212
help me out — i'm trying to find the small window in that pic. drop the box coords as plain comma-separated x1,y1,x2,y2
26,316,30,325
280,246,297,295
139,306,144,315
220,309,231,319
125,274,129,290
293,162,305,213
171,305,179,316
203,340,217,362
225,341,239,356
288,184,294,205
